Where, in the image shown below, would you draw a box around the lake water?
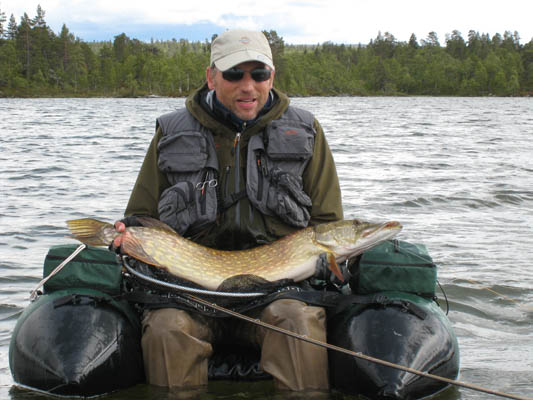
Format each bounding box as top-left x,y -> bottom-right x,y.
0,96 -> 532,400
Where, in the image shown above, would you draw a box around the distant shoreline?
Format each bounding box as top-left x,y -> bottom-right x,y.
1,91 -> 531,99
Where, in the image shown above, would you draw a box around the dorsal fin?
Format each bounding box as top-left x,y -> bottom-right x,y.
136,217 -> 177,233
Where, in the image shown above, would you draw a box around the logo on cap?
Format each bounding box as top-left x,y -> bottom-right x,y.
239,36 -> 251,45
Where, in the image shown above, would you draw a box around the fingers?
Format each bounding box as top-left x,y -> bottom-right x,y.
110,221 -> 126,252
114,221 -> 126,232
113,235 -> 123,249
114,221 -> 126,247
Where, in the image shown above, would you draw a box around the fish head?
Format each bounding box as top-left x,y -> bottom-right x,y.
314,219 -> 402,261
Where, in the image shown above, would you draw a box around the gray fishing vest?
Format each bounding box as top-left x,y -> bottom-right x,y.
156,106 -> 316,236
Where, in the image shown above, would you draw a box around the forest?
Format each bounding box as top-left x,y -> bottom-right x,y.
1,5 -> 532,97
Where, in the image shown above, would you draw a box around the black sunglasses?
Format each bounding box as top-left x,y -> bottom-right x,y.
222,68 -> 272,82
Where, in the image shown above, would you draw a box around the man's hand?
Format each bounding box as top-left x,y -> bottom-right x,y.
109,215 -> 146,252
112,220 -> 126,249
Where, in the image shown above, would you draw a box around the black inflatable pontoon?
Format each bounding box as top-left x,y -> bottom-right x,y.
9,243 -> 459,399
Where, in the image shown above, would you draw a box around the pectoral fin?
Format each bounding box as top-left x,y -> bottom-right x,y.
327,253 -> 345,282
121,231 -> 167,271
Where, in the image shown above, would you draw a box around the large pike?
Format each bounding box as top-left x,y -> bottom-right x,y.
66,217 -> 402,291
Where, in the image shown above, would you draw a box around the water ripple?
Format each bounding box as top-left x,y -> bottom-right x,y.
1,96 -> 532,399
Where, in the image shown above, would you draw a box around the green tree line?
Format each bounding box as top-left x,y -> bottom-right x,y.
1,5 -> 532,97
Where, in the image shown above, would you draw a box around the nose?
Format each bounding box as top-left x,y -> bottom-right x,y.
238,72 -> 255,90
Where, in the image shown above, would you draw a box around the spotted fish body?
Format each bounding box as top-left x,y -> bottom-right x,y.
66,218 -> 402,291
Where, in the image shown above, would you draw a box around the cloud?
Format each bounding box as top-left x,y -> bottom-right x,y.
2,0 -> 532,44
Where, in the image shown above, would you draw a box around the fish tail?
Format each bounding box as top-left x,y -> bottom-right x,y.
66,218 -> 115,247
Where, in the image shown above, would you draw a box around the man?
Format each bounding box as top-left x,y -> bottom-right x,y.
114,29 -> 343,391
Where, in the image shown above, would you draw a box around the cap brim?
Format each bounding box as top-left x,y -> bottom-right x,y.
214,49 -> 274,71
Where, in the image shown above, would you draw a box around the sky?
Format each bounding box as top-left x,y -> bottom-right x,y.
2,0 -> 533,45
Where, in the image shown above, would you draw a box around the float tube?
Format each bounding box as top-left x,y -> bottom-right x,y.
9,288 -> 144,396
328,292 -> 459,399
9,241 -> 460,399
9,244 -> 145,396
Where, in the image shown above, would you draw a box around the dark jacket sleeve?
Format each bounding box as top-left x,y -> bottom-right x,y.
303,119 -> 344,225
124,127 -> 169,218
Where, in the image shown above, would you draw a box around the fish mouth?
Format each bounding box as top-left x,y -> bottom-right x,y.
337,220 -> 402,262
362,221 -> 402,238
355,220 -> 402,252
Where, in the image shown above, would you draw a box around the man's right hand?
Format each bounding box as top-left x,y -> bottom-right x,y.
112,220 -> 127,249
110,216 -> 144,252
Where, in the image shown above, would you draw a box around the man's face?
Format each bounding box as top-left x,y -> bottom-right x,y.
206,61 -> 275,122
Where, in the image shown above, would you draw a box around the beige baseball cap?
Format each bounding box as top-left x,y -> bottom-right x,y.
210,29 -> 274,71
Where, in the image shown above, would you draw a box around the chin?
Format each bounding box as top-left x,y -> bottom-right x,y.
237,112 -> 258,121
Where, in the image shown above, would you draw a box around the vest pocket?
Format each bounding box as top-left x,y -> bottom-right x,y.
158,182 -> 195,235
157,128 -> 219,235
266,168 -> 312,228
265,120 -> 314,160
158,177 -> 217,236
247,131 -> 313,228
157,131 -> 208,173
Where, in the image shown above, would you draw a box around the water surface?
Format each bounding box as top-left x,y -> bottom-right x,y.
1,96 -> 532,399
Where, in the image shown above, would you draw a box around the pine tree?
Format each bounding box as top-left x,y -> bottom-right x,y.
0,6 -> 6,39
17,13 -> 33,80
445,30 -> 466,59
6,14 -> 16,40
32,4 -> 46,28
422,31 -> 440,47
408,33 -> 419,49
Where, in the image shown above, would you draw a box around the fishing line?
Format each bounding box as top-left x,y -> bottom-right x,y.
184,293 -> 532,400
399,244 -> 531,312
436,279 -> 450,314
457,277 -> 533,312
119,243 -> 530,398
29,244 -> 86,301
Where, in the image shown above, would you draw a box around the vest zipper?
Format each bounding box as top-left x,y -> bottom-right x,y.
256,153 -> 263,202
234,127 -> 243,229
223,166 -> 231,197
256,150 -> 269,202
